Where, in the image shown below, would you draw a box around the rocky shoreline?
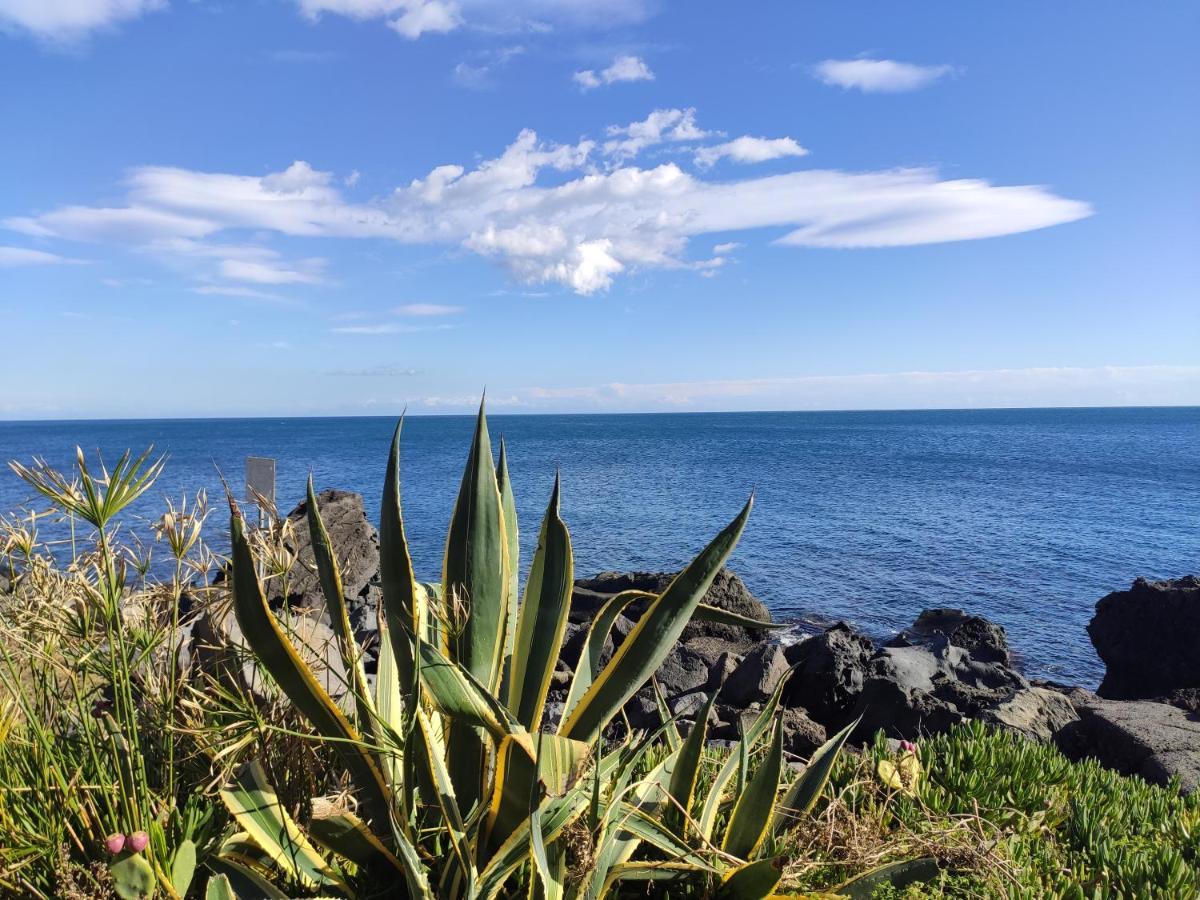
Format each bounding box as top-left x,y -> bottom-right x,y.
190,490 -> 1200,795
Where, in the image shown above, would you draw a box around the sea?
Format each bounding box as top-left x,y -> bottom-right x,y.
1,407 -> 1197,688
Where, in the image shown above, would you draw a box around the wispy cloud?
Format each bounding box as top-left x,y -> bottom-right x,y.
8,110 -> 1090,295
602,107 -> 708,160
496,366 -> 1200,412
573,54 -> 654,90
192,285 -> 287,301
218,257 -> 326,285
694,136 -> 808,168
394,302 -> 463,316
0,246 -> 82,267
325,365 -> 422,376
294,0 -> 461,38
453,45 -> 524,89
0,0 -> 164,42
291,0 -> 655,40
331,322 -> 453,335
815,58 -> 956,93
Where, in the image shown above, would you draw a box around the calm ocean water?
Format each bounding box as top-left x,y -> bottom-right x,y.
1,408 -> 1197,686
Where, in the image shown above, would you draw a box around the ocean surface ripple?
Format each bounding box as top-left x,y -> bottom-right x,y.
2,407 -> 1197,687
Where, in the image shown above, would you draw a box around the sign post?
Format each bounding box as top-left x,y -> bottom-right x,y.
245,456 -> 277,529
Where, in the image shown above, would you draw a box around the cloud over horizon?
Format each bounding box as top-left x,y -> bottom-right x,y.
509,365 -> 1200,413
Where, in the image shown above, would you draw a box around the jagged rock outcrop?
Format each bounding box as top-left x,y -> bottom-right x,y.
781,622 -> 874,728
275,490 -> 380,609
1089,576 -> 1200,702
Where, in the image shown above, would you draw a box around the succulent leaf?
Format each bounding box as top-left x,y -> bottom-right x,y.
559,496 -> 753,742
507,474 -> 573,732
721,722 -> 784,860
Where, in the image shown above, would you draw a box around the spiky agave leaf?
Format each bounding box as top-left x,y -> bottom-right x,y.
833,858 -> 941,897
507,474 -> 573,732
665,689 -> 719,839
559,589 -> 652,724
496,438 -> 520,703
721,722 -> 783,860
442,399 -> 510,811
773,717 -> 860,835
698,666 -> 794,842
227,502 -> 394,838
559,496 -> 753,743
379,417 -> 424,695
217,761 -> 345,892
482,731 -> 590,863
716,858 -> 782,899
304,475 -> 377,737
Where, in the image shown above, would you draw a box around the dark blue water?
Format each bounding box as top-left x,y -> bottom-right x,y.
2,408 -> 1197,687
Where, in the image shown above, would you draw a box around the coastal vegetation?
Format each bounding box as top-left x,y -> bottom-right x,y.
0,410 -> 1197,898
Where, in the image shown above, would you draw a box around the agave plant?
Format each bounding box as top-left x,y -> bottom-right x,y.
213,403 -> 870,899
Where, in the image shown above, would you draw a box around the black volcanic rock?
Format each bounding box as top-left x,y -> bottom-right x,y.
277,490 -> 380,609
571,568 -> 772,645
888,608 -> 1011,665
1090,576 -> 1200,700
782,622 -> 874,728
1056,689 -> 1200,796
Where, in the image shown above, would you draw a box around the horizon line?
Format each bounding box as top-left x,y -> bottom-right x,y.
2,402 -> 1198,426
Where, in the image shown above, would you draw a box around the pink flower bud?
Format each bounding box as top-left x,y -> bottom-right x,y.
899,740 -> 917,753
127,831 -> 149,853
104,833 -> 126,854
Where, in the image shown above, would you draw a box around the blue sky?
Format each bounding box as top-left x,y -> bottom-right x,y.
1,0 -> 1197,418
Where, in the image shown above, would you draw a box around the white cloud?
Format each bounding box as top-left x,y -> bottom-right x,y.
5,205 -> 216,242
453,44 -> 524,89
395,302 -> 463,315
332,322 -> 452,334
695,135 -> 808,168
389,0 -> 459,38
572,69 -> 600,90
815,58 -> 955,93
332,323 -> 408,335
192,285 -> 287,301
603,107 -> 709,160
0,245 -> 80,266
713,241 -> 741,254
0,0 -> 163,41
512,366 -> 1200,412
218,257 -> 326,284
295,0 -> 460,38
325,364 -> 421,376
294,0 -> 653,37
573,54 -> 654,90
9,112 -> 1091,295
